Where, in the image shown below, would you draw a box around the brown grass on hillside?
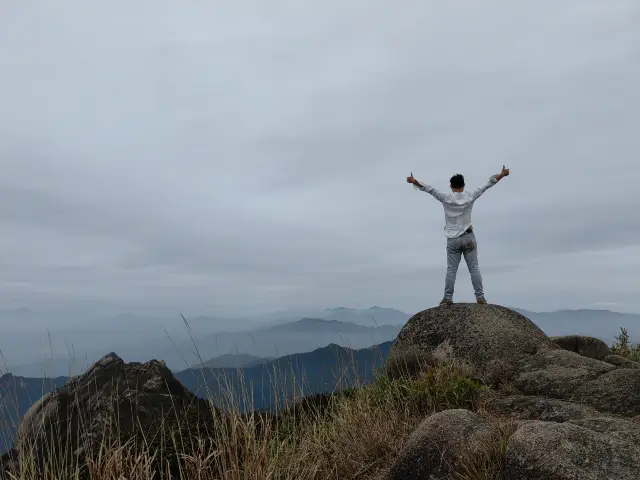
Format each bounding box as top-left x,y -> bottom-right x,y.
1,348 -> 490,480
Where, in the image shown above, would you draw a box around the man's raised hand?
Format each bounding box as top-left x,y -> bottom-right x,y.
497,165 -> 510,180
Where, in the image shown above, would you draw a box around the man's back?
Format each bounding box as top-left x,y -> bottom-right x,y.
413,175 -> 499,238
440,191 -> 481,238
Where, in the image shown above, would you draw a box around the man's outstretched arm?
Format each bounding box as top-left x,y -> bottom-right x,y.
469,165 -> 510,200
406,174 -> 448,203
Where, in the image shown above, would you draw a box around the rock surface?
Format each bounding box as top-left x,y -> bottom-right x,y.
389,304 -> 558,383
567,416 -> 640,445
505,421 -> 640,480
386,409 -> 499,480
10,352 -> 218,477
550,335 -> 611,360
604,354 -> 640,368
512,349 -> 616,398
512,350 -> 640,416
568,368 -> 640,416
484,394 -> 601,423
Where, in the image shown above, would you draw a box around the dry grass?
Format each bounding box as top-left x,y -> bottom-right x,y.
455,422 -> 517,480
0,347 -> 492,480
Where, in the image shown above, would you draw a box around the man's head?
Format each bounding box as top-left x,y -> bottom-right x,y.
450,174 -> 465,191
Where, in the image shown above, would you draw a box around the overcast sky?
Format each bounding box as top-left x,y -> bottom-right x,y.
1,0 -> 639,324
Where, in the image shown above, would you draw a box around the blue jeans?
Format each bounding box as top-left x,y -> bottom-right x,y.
444,231 -> 484,300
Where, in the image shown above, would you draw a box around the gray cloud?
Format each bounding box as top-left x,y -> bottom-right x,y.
1,0 -> 640,328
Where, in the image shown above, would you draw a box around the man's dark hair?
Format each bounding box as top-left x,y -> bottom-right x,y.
450,174 -> 465,189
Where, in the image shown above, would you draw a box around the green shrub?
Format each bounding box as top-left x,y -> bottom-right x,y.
611,327 -> 640,361
371,363 -> 487,416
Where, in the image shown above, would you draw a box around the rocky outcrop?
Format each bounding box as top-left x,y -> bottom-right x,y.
389,407 -> 640,480
8,352 -> 218,478
390,304 -> 640,479
388,304 -> 558,384
550,335 -> 611,360
513,349 -> 640,416
512,349 -> 615,398
386,409 -> 499,480
505,421 -> 640,479
391,304 -> 640,417
569,368 -> 640,416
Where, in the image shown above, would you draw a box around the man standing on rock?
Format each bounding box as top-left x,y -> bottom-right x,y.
406,166 -> 510,305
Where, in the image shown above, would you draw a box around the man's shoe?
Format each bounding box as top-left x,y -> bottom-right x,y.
440,299 -> 454,306
476,297 -> 488,304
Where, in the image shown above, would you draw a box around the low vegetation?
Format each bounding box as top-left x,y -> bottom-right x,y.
611,326 -> 640,362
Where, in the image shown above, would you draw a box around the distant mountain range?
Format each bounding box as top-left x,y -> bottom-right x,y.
246,306 -> 409,328
178,341 -> 392,413
3,307 -> 409,377
0,340 -> 391,454
265,317 -> 399,334
320,306 -> 410,326
193,353 -> 271,369
117,316 -> 401,374
5,317 -> 403,378
512,308 -> 640,344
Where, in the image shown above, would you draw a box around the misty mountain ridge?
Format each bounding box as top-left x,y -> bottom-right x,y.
120,316 -> 402,373
193,353 -> 270,369
263,317 -> 401,334
5,315 -> 403,377
512,308 -> 640,343
320,306 -> 409,326
252,306 -> 410,328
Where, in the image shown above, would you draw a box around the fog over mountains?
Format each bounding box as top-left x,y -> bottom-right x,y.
512,308 -> 640,344
0,307 -> 408,377
1,305 -> 638,378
